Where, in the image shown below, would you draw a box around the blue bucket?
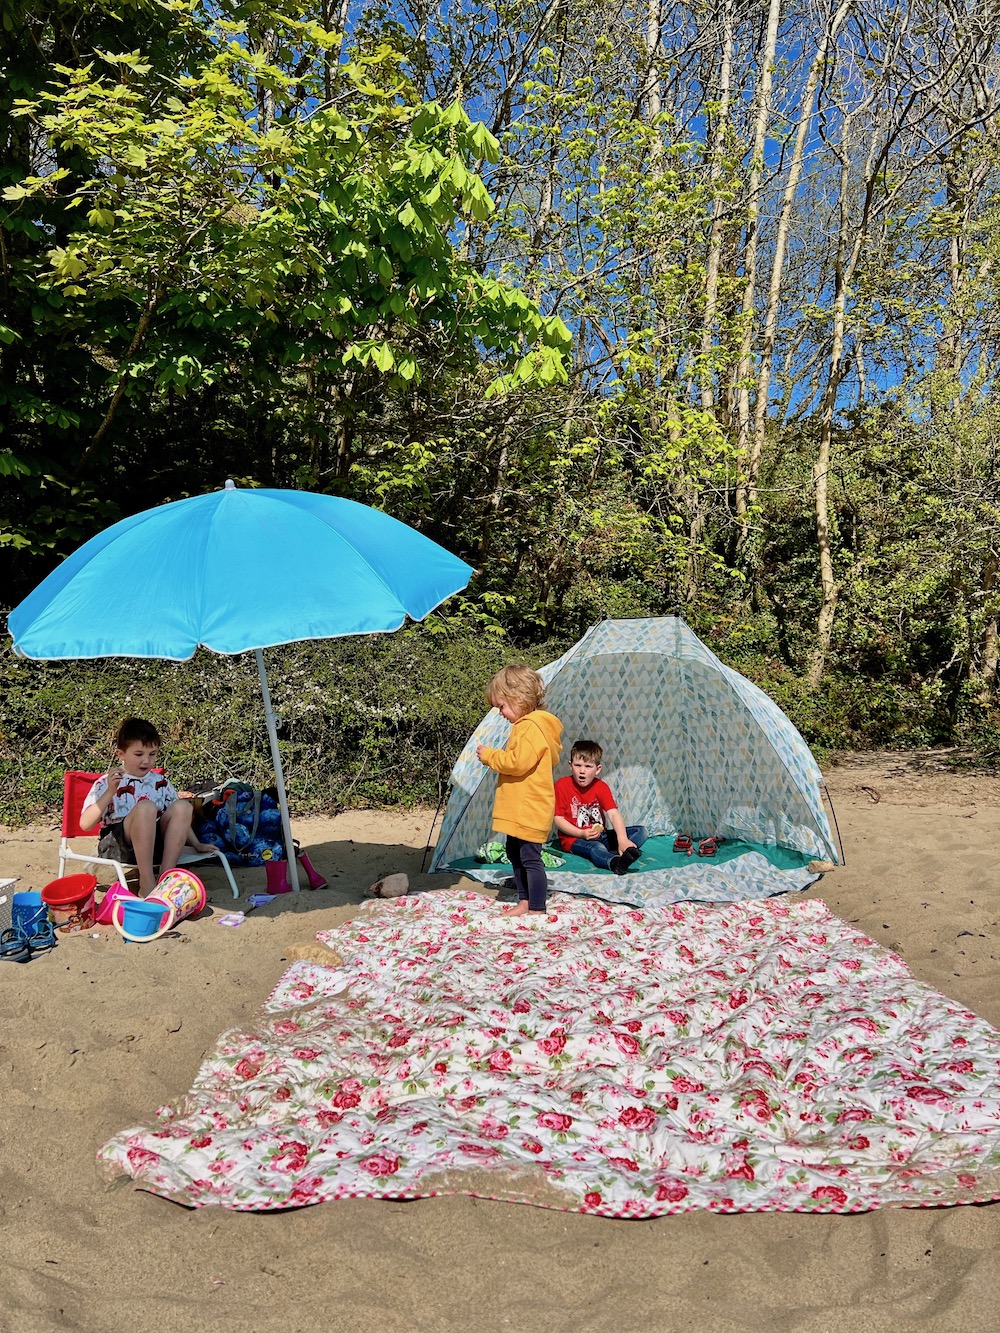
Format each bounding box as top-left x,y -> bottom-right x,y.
12,891 -> 48,937
117,897 -> 168,943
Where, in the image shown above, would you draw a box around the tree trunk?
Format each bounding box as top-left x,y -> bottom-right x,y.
972,554 -> 1000,700
480,424 -> 513,564
700,0 -> 734,412
743,0 -> 856,554
644,0 -> 662,126
806,92 -> 892,685
76,290 -> 163,471
733,0 -> 782,539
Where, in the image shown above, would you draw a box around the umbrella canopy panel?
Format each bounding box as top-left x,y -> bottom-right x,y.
9,484 -> 473,660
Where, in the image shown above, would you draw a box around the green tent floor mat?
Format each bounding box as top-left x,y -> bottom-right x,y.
451,834 -> 811,878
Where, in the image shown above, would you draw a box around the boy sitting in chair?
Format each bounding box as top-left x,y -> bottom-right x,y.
80,716 -> 215,895
553,739 -> 646,874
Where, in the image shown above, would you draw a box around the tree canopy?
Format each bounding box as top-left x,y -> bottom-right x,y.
4,0 -> 1000,819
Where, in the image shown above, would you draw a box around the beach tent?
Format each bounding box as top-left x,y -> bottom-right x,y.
430,616 -> 838,907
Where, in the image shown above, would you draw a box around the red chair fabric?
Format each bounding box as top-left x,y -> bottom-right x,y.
62,770 -> 102,839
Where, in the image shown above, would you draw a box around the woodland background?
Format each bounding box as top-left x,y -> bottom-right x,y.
2,0 -> 1000,821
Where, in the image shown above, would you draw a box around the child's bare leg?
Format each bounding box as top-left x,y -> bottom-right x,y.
124,801 -> 158,895
185,827 -> 217,854
159,801 -> 193,874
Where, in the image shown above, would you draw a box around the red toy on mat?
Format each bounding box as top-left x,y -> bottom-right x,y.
673,835 -> 693,856
697,837 -> 719,857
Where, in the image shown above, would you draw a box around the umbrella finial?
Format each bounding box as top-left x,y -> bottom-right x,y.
225,479 -> 236,490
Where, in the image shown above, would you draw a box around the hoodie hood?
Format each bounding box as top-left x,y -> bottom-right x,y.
524,708 -> 563,764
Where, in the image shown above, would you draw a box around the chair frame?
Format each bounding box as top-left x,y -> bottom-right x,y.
59,770 -> 240,899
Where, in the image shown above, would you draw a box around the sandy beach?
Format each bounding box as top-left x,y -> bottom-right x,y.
1,753 -> 998,1332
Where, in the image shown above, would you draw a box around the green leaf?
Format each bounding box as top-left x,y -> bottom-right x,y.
371,342 -> 395,372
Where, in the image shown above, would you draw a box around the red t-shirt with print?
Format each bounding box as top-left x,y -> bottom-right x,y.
553,775 -> 618,851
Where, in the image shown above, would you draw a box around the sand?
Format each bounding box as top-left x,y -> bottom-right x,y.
1,754 -> 998,1332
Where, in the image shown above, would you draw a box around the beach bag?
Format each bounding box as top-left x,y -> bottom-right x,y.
192,778 -> 288,865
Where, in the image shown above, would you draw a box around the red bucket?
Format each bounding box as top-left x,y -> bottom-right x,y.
41,873 -> 97,934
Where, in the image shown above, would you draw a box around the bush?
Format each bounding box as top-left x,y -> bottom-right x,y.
690,611 -> 966,760
3,607 -> 994,827
0,626 -> 546,824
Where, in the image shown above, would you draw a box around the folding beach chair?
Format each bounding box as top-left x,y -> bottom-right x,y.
58,770 -> 240,899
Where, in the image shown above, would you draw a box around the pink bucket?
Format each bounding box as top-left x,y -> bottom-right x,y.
94,881 -> 139,926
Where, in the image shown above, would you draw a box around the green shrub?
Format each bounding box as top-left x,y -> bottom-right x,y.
3,609 -> 994,827
0,626 -> 545,824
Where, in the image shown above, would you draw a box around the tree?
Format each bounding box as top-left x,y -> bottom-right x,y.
1,0 -> 570,591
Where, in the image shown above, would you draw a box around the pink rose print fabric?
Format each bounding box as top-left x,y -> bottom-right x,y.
98,891 -> 1000,1216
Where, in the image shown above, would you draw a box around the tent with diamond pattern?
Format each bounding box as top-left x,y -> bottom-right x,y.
430,617 -> 839,908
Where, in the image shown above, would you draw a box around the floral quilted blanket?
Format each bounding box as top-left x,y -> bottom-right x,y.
98,890 -> 1000,1216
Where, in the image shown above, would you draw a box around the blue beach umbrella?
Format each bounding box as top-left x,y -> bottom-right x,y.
8,480 -> 473,889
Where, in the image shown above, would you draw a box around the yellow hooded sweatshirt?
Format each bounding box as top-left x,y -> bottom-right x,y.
479,709 -> 563,844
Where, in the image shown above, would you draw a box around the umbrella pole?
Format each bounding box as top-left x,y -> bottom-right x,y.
255,648 -> 301,891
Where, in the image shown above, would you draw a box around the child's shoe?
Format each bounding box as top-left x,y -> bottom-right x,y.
0,927 -> 31,963
264,859 -> 294,894
611,846 -> 642,875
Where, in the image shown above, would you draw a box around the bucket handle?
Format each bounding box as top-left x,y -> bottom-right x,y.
111,897 -> 177,943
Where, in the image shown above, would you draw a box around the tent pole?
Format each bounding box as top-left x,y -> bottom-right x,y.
821,781 -> 847,867
255,648 -> 301,891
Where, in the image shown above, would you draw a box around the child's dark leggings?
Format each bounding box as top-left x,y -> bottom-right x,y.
506,836 -> 547,911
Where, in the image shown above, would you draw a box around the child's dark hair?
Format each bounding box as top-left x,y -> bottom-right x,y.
114,716 -> 161,751
571,738 -> 603,763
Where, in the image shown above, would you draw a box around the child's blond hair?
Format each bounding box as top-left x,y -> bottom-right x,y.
487,664 -> 546,715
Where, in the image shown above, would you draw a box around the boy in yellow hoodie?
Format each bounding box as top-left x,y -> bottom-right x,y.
477,665 -> 563,916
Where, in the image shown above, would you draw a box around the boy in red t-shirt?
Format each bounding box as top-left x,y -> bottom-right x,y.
553,739 -> 646,874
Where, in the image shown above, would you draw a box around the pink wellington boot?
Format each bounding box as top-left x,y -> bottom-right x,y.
297,851 -> 328,891
264,858 -> 294,894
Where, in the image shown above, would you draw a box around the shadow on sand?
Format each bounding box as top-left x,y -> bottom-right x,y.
180,833 -> 490,924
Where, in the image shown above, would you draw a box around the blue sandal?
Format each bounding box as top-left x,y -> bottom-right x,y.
0,927 -> 32,963
27,917 -> 57,953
